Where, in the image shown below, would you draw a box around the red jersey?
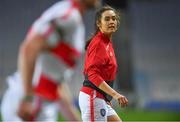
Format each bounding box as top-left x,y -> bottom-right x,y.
81,32 -> 117,100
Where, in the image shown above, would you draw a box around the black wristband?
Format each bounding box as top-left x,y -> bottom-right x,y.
22,95 -> 33,101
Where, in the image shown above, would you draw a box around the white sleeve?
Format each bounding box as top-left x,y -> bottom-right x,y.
31,18 -> 61,47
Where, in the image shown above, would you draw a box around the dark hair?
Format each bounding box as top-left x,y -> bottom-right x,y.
85,5 -> 120,50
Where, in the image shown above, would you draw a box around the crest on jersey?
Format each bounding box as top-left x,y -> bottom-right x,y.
100,108 -> 106,117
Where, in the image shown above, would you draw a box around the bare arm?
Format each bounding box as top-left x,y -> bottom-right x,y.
18,34 -> 49,96
99,81 -> 128,107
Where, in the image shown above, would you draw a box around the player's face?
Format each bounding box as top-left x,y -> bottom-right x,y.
84,0 -> 99,9
98,10 -> 118,35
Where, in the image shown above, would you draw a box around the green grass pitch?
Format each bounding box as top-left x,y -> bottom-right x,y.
1,108 -> 179,121
58,108 -> 180,121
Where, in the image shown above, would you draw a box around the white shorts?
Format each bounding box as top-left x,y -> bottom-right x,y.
79,91 -> 118,122
0,73 -> 59,121
1,73 -> 24,121
1,87 -> 23,121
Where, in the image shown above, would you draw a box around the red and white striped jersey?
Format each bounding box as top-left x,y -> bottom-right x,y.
27,0 -> 85,100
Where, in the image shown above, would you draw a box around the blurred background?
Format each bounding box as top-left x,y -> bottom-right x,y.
0,0 -> 180,121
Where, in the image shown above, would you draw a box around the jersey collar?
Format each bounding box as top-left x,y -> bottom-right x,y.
97,31 -> 111,43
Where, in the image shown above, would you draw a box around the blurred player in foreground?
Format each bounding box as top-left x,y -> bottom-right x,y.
1,0 -> 99,121
79,6 -> 128,122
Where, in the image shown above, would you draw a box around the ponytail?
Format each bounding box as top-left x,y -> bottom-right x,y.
85,30 -> 99,50
85,38 -> 91,50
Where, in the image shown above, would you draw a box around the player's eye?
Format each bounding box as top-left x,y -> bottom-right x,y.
112,16 -> 116,21
104,17 -> 110,21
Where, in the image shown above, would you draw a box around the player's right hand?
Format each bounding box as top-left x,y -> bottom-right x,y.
17,96 -> 34,121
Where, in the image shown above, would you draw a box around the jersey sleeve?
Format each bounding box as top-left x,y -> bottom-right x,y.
28,16 -> 61,48
86,41 -> 107,87
72,22 -> 85,53
29,1 -> 70,47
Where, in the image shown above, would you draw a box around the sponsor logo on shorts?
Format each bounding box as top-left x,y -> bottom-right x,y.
100,108 -> 106,117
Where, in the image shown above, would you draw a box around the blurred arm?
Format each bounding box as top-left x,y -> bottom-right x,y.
18,34 -> 50,96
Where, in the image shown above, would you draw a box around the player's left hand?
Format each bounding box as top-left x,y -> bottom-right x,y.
117,95 -> 128,107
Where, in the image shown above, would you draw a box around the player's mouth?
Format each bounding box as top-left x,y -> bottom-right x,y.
108,25 -> 115,29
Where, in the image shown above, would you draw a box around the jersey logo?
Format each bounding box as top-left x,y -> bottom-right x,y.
100,108 -> 106,117
110,52 -> 113,57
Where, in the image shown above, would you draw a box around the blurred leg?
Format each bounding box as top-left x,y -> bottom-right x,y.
107,103 -> 122,122
57,83 -> 81,121
108,114 -> 122,122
